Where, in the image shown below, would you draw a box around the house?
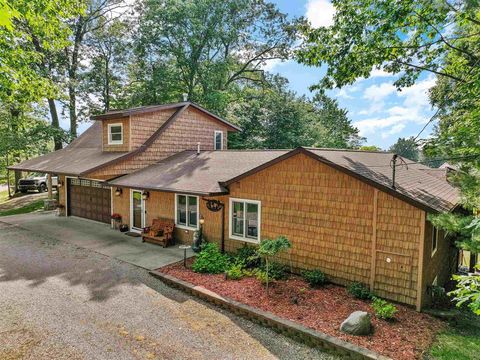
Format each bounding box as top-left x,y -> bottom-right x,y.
10,102 -> 460,310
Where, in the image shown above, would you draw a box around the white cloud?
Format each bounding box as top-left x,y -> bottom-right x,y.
262,59 -> 283,71
354,75 -> 436,139
305,0 -> 335,28
335,84 -> 359,99
363,82 -> 397,102
370,68 -> 392,78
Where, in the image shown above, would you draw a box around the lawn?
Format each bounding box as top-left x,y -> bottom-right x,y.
429,312 -> 480,360
0,199 -> 45,216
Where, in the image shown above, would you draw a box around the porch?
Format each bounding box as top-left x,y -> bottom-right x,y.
0,212 -> 193,270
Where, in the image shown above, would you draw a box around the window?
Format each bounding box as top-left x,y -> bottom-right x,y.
229,198 -> 261,243
175,194 -> 198,229
432,226 -> 439,256
108,123 -> 123,145
214,130 -> 223,150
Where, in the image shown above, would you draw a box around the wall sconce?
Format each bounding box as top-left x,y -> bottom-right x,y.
57,180 -> 64,188
199,216 -> 205,225
115,187 -> 122,196
142,191 -> 149,200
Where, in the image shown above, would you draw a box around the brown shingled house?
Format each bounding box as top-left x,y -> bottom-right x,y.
10,101 -> 459,310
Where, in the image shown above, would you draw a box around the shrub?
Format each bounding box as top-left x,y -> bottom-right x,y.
261,261 -> 289,280
235,245 -> 261,268
192,243 -> 229,274
302,269 -> 327,287
348,282 -> 373,300
255,269 -> 269,284
226,264 -> 243,280
372,297 -> 398,320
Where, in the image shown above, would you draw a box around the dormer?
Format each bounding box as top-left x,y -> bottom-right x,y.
88,102 -> 240,178
102,117 -> 130,152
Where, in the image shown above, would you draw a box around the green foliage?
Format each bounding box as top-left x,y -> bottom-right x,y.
228,78 -> 364,150
192,243 -> 229,274
388,137 -> 419,161
371,297 -> 398,320
260,261 -> 289,281
359,145 -> 382,151
448,274 -> 480,316
302,269 -> 327,288
348,282 -> 374,300
234,244 -> 260,269
297,0 -> 479,90
226,264 -> 243,280
255,269 -> 269,284
257,235 -> 292,257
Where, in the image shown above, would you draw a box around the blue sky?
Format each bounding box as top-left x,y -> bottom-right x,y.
268,0 -> 437,149
71,0 -> 437,150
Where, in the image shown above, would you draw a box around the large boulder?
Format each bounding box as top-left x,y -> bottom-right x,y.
340,311 -> 372,335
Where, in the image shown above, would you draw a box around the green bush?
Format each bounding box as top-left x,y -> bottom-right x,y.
192,243 -> 229,274
255,269 -> 269,284
347,282 -> 373,300
302,269 -> 327,287
235,245 -> 260,268
372,297 -> 398,320
261,261 -> 289,280
226,264 -> 243,280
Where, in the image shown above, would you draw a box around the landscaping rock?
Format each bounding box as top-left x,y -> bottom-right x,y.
340,311 -> 372,336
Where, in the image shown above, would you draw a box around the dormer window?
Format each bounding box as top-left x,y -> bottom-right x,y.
108,123 -> 123,145
214,130 -> 223,150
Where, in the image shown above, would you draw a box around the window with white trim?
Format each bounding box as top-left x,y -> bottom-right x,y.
175,194 -> 198,229
432,226 -> 439,256
229,198 -> 261,242
108,123 -> 123,145
214,130 -> 223,150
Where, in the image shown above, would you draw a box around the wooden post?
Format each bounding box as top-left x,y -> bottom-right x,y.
416,211 -> 427,311
370,189 -> 378,290
47,173 -> 53,199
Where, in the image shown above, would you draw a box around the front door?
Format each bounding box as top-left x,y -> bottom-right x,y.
131,190 -> 145,232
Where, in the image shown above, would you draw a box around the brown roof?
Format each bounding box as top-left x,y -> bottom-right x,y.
8,122 -> 128,176
91,101 -> 241,132
109,150 -> 290,195
109,147 -> 459,212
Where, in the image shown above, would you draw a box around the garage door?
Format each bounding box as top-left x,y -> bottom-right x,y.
67,178 -> 111,224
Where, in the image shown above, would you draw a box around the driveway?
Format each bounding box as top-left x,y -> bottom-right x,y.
0,219 -> 337,360
1,213 -> 193,270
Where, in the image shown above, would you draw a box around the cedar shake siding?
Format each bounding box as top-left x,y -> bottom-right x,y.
110,152 -> 446,307
102,118 -> 130,152
88,107 -> 230,179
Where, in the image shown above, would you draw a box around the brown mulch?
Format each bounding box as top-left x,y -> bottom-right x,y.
159,260 -> 445,360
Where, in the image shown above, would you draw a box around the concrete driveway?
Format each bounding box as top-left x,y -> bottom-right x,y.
0,212 -> 193,270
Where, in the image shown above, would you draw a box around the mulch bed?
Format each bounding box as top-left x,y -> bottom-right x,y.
159,259 -> 445,360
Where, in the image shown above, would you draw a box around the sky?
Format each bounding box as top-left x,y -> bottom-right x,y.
70,0 -> 437,150
267,0 -> 437,149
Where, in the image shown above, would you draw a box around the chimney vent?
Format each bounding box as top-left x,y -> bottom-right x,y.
183,93 -> 188,102
197,142 -> 201,155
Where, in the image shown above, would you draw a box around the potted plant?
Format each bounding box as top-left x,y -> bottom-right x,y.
111,213 -> 122,229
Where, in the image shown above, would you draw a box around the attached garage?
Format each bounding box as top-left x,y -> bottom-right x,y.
67,178 -> 111,224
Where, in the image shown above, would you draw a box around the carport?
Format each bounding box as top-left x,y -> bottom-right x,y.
1,212 -> 193,270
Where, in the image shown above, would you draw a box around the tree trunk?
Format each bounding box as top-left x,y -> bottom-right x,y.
68,79 -> 77,138
48,98 -> 63,150
105,57 -> 110,112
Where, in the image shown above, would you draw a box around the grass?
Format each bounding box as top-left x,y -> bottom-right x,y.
0,199 -> 45,217
429,311 -> 480,360
0,190 -> 9,204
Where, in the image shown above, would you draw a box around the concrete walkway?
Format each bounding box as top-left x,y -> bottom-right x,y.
0,212 -> 193,270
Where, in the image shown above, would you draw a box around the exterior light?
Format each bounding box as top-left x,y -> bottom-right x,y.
142,191 -> 149,200
115,187 -> 122,196
199,217 -> 205,225
58,180 -> 64,188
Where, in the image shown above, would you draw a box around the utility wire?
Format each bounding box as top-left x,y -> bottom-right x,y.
365,153 -> 480,168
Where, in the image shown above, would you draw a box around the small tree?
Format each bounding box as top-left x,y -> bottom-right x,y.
257,235 -> 291,294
